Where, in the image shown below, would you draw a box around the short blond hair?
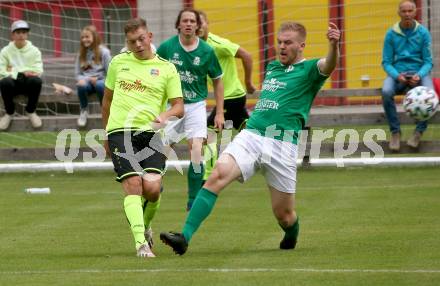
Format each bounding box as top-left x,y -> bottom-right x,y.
278,22 -> 306,41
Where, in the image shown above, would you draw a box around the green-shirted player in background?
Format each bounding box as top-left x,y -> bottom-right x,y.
157,8 -> 224,211
102,18 -> 183,258
160,21 -> 341,255
198,10 -> 256,182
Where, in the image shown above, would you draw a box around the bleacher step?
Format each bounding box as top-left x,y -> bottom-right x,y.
2,105 -> 439,131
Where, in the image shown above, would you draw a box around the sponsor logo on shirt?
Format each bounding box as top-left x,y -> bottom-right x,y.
193,56 -> 200,66
170,58 -> 183,66
261,78 -> 287,92
119,79 -> 147,93
179,70 -> 198,84
285,65 -> 294,72
170,53 -> 183,66
184,90 -> 198,99
254,98 -> 280,111
150,69 -> 160,76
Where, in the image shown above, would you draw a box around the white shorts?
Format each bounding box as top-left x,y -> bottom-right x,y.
223,129 -> 298,193
164,101 -> 207,144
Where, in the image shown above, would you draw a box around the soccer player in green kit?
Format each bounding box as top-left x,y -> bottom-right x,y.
160,21 -> 341,255
157,9 -> 224,210
102,18 -> 183,258
197,10 -> 256,182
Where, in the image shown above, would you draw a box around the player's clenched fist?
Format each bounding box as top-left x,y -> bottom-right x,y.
327,22 -> 340,44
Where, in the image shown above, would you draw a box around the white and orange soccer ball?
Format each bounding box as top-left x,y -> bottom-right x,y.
403,86 -> 439,121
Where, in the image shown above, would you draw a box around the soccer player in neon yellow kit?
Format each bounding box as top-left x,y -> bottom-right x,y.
102,18 -> 184,258
157,9 -> 225,210
160,21 -> 341,255
198,10 -> 256,181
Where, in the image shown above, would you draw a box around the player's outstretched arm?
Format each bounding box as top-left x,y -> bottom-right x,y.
153,97 -> 184,129
101,87 -> 113,156
212,77 -> 225,131
165,97 -> 184,119
318,22 -> 340,76
235,47 -> 256,94
101,87 -> 113,130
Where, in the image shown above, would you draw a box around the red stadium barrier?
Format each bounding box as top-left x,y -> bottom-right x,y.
433,78 -> 440,98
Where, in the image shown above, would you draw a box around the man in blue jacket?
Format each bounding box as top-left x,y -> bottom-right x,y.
382,0 -> 433,151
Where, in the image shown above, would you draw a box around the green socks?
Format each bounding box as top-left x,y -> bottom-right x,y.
182,188 -> 218,242
280,217 -> 300,241
187,162 -> 204,209
143,195 -> 161,230
203,141 -> 218,181
124,195 -> 146,249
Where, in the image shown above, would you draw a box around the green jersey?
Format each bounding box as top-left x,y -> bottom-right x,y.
206,33 -> 246,100
104,52 -> 182,133
246,59 -> 328,144
157,35 -> 223,104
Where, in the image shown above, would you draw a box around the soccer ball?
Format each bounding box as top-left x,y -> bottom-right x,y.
403,86 -> 439,121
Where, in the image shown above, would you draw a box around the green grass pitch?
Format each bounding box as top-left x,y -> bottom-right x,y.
0,166 -> 439,285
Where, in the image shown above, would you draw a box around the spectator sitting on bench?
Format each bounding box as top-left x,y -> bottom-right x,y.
75,25 -> 111,127
381,0 -> 433,151
0,20 -> 43,131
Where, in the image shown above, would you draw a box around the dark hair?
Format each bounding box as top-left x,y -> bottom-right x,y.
174,8 -> 201,34
124,18 -> 147,35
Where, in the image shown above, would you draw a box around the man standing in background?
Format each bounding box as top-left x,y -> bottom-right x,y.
157,8 -> 224,211
198,10 -> 256,182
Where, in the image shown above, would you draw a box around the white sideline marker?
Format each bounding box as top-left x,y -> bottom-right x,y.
1,157 -> 440,173
1,268 -> 440,275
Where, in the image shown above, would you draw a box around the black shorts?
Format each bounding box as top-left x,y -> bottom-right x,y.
107,130 -> 166,182
207,96 -> 249,130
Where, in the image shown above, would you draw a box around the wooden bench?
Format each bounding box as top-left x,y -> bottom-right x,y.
4,87 -> 390,119
2,87 -> 438,130
1,87 -> 439,162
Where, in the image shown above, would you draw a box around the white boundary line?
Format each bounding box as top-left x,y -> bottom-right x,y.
1,157 -> 440,173
1,268 -> 440,275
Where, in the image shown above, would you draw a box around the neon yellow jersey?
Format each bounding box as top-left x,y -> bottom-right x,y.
105,52 -> 182,133
206,33 -> 246,100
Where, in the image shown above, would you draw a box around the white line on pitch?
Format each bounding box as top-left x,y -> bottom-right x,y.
1,268 -> 440,275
